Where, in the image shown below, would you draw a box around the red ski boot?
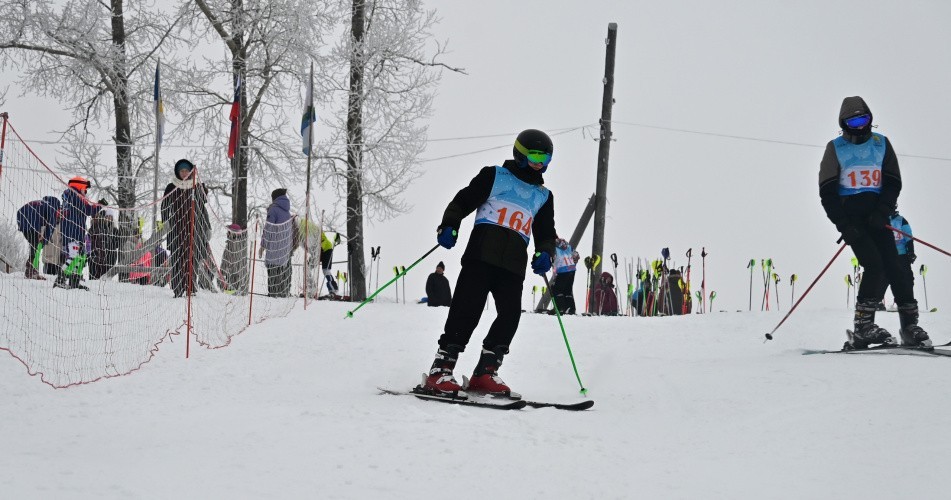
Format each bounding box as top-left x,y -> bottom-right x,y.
466,347 -> 512,396
421,348 -> 464,396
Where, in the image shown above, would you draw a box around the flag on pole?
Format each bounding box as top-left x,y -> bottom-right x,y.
301,67 -> 316,156
154,62 -> 165,151
227,75 -> 242,159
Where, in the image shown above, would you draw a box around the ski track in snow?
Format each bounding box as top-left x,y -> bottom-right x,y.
2,301 -> 950,499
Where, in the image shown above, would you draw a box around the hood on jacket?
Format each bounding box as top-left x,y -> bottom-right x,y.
839,96 -> 873,144
42,196 -> 61,211
272,195 -> 291,213
600,272 -> 614,286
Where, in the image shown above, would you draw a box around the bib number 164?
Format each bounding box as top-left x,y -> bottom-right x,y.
496,207 -> 532,237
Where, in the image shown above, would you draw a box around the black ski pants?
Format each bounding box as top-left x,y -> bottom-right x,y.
876,254 -> 915,302
439,261 -> 524,353
551,271 -> 576,314
266,261 -> 293,298
852,226 -> 916,305
21,229 -> 41,267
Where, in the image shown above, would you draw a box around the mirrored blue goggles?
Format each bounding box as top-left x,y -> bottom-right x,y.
514,140 -> 552,166
844,114 -> 871,129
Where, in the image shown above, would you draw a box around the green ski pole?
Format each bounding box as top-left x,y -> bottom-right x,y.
347,244 -> 439,318
541,273 -> 588,395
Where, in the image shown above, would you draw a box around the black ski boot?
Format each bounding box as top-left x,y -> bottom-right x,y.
845,298 -> 897,350
420,345 -> 464,396
898,303 -> 932,347
69,274 -> 89,291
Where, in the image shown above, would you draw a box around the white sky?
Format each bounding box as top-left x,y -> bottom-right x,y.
3,0 -> 951,318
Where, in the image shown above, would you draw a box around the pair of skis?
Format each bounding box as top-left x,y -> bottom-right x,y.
378,381 -> 594,411
803,331 -> 951,357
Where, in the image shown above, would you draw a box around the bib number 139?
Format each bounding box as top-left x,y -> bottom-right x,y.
496,207 -> 532,237
846,169 -> 881,188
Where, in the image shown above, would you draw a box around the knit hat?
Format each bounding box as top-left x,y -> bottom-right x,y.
174,159 -> 195,179
436,261 -> 445,270
271,188 -> 288,201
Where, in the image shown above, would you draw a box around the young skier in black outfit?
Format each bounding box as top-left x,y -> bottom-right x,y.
422,129 -> 558,396
818,96 -> 930,349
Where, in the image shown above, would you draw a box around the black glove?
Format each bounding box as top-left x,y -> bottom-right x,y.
836,223 -> 863,246
908,253 -> 917,264
866,206 -> 891,229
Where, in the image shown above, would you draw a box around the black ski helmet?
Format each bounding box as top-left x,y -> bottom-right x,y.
513,129 -> 553,172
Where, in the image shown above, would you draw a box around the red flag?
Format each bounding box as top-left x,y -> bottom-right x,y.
227,76 -> 242,159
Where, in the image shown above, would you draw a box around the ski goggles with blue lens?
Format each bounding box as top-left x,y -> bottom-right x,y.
514,140 -> 552,166
844,114 -> 871,129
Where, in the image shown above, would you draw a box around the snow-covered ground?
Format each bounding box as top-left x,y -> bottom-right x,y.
3,300 -> 950,499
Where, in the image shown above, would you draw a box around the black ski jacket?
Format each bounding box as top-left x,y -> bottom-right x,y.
441,160 -> 556,278
818,96 -> 901,230
425,272 -> 452,307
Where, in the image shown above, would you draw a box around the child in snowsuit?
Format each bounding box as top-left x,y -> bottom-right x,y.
876,211 -> 916,308
550,238 -> 580,314
819,96 -> 930,349
55,177 -> 101,290
422,129 -> 558,396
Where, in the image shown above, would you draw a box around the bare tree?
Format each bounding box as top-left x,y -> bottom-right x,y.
182,0 -> 336,228
0,0 -> 181,210
323,0 -> 463,300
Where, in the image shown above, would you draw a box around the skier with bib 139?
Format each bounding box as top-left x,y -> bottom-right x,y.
420,129 -> 558,397
819,96 -> 931,350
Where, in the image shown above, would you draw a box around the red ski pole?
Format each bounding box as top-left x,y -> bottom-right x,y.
765,242 -> 847,341
887,225 -> 951,259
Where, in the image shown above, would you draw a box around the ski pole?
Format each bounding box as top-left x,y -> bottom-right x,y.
347,244 -> 439,318
773,273 -> 781,311
765,242 -> 847,341
400,265 -> 406,304
583,256 -> 593,314
541,273 -> 588,395
760,259 -> 767,311
790,273 -> 798,307
393,266 -> 399,302
887,225 -> 951,259
747,258 -> 755,311
709,290 -> 716,312
845,275 -> 853,309
920,264 -> 929,311
701,247 -> 707,313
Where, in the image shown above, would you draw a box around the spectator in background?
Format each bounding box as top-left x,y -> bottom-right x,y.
88,200 -> 119,280
425,261 -> 452,307
259,188 -> 297,298
160,159 -> 211,298
16,196 -> 60,280
550,237 -> 580,314
590,272 -> 619,316
55,176 -> 101,290
320,231 -> 341,297
129,235 -> 152,285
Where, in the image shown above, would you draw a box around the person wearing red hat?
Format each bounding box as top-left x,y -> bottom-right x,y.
54,176 -> 101,290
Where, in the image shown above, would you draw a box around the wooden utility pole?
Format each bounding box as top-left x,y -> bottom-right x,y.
591,23 -> 617,279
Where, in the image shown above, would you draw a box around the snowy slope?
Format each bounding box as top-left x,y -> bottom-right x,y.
2,300 -> 950,499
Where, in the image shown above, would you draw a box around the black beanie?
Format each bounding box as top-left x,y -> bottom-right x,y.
271,188 -> 287,201
437,261 -> 445,270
